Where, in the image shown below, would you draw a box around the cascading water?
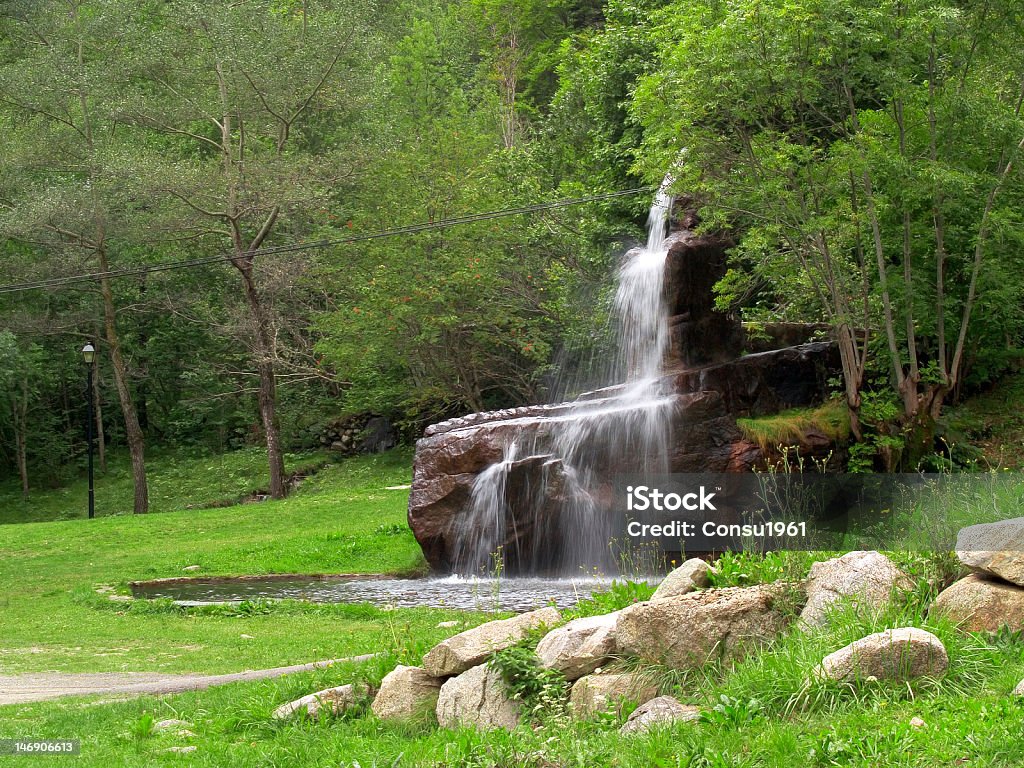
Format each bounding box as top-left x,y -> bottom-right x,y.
451,178 -> 679,575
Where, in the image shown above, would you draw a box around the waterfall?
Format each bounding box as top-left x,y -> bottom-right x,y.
452,178 -> 677,575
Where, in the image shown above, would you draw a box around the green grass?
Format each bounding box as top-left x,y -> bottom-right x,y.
0,447 -> 440,675
736,400 -> 851,454
2,557 -> 1022,767
2,446 -> 1024,765
946,367 -> 1024,469
0,446 -> 341,524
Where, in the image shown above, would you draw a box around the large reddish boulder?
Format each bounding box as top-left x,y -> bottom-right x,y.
662,230 -> 743,368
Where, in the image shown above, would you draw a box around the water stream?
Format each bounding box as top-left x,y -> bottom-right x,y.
131,575 -> 658,613
452,179 -> 678,575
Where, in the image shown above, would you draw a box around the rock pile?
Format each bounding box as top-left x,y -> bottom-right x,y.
620,696 -> 701,735
274,536 -> 1024,735
800,550 -> 912,627
616,583 -> 797,670
814,628 -> 949,682
272,683 -> 372,720
931,518 -> 1024,632
309,414 -> 397,455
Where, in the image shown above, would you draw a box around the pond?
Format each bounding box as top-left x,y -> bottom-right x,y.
130,574 -> 659,613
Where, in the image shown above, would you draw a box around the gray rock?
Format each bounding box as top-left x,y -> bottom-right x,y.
620,696 -> 701,735
536,611 -> 619,680
182,565 -> 201,572
161,746 -> 197,754
153,718 -> 191,733
371,665 -> 443,721
436,664 -> 520,730
652,558 -> 711,601
617,585 -> 795,670
929,573 -> 1024,632
569,672 -> 659,719
422,606 -> 561,677
273,682 -> 370,720
800,551 -> 912,627
956,518 -> 1024,587
815,627 -> 948,682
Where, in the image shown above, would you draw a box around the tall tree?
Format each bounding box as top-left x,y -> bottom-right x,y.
118,0 -> 375,497
0,0 -> 150,510
631,0 -> 1024,464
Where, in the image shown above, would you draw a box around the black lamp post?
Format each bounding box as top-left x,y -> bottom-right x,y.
82,343 -> 96,519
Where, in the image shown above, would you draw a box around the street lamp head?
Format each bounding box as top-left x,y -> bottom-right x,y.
82,343 -> 96,365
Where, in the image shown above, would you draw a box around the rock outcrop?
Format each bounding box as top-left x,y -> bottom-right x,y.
663,230 -> 743,368
371,666 -> 444,722
815,627 -> 948,682
800,551 -> 912,627
403,198 -> 849,575
422,607 -> 561,677
929,573 -> 1024,632
436,664 -> 520,730
956,518 -> 1024,587
651,558 -> 712,601
569,672 -> 659,719
616,585 -> 796,670
620,696 -> 701,735
536,612 -> 619,680
274,683 -> 371,720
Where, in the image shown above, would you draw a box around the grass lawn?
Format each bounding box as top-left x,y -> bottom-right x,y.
1,446 -> 1023,766
0,448 -> 444,675
0,446 -> 341,524
1,568 -> 1022,767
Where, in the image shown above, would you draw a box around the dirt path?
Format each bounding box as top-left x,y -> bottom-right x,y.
0,654 -> 377,706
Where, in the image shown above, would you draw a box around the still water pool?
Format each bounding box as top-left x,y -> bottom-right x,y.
131,574 -> 659,612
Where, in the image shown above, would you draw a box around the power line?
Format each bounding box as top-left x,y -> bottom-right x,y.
0,187 -> 654,295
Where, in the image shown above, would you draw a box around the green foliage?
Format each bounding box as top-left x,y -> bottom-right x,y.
700,694 -> 764,727
707,550 -> 821,589
628,0 -> 1024,455
566,578 -> 656,619
736,401 -> 851,453
490,642 -> 570,724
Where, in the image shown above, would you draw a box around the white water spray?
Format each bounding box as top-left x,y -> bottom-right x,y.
452,177 -> 678,575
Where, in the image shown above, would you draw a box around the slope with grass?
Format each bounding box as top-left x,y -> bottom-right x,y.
0,448 -> 446,676
2,552 -> 1023,767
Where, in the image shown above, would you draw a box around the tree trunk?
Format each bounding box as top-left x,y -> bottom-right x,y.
92,354 -> 106,473
897,385 -> 948,469
235,259 -> 287,499
97,250 -> 149,513
136,271 -> 150,435
13,383 -> 28,498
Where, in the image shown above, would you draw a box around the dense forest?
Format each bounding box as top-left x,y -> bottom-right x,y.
1,0 -> 1022,506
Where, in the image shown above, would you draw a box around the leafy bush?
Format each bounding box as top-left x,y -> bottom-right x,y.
490,643 -> 570,725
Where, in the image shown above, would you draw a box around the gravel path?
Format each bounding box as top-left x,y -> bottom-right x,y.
0,654 -> 377,705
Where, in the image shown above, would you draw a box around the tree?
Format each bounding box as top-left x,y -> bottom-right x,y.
631,0 -> 1024,465
0,0 -> 150,510
117,0 -> 375,498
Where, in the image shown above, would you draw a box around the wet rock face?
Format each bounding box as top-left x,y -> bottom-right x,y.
407,341 -> 841,573
408,391 -> 745,573
668,342 -> 841,418
663,231 -> 743,368
407,220 -> 843,574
